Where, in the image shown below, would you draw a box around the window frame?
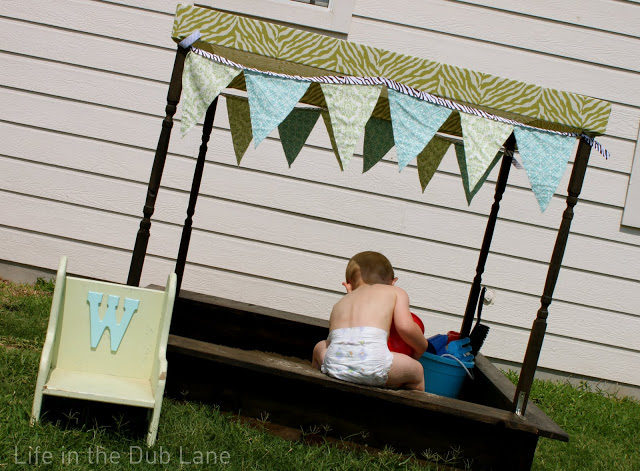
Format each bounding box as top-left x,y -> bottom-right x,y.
196,0 -> 355,35
622,122 -> 640,228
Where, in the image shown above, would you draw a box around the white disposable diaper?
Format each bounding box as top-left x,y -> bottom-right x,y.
321,326 -> 394,386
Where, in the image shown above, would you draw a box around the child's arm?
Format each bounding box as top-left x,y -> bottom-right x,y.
393,288 -> 428,359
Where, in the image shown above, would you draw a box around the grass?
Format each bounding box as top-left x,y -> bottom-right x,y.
0,279 -> 638,470
509,372 -> 640,471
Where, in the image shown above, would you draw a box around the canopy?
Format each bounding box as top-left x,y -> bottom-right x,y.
171,4 -> 611,136
171,5 -> 611,211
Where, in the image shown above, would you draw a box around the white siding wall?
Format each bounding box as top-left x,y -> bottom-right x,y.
1,0 -> 639,388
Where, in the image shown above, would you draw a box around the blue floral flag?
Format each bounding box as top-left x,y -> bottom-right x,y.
244,70 -> 311,147
514,126 -> 576,211
278,108 -> 321,167
387,89 -> 452,171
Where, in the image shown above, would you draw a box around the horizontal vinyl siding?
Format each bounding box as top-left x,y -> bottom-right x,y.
2,222 -> 638,386
0,0 -> 639,387
355,0 -> 639,72
452,0 -> 640,39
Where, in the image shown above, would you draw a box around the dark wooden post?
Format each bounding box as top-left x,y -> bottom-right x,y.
513,137 -> 592,415
174,98 -> 219,294
128,47 -> 188,286
460,134 -> 516,338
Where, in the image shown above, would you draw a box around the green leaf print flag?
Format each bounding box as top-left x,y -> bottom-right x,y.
363,117 -> 395,173
460,113 -> 513,191
278,108 -> 321,167
417,137 -> 451,192
320,83 -> 382,169
456,143 -> 503,204
181,52 -> 241,135
226,96 -> 253,165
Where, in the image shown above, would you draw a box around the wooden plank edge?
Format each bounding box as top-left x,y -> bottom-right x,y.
167,334 -> 545,437
476,354 -> 569,441
151,285 -> 329,328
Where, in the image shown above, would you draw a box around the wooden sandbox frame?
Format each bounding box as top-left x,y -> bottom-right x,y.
123,5 -> 612,469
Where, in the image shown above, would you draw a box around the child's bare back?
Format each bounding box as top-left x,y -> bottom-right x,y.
329,284 -> 396,332
312,252 -> 428,391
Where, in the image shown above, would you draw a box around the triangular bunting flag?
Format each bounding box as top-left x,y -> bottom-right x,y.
181,52 -> 241,135
417,137 -> 451,191
321,111 -> 344,169
456,144 -> 502,204
387,89 -> 452,171
278,108 -> 321,167
226,96 -> 252,165
460,113 -> 513,190
363,117 -> 395,173
514,127 -> 576,212
320,83 -> 382,169
244,70 -> 311,148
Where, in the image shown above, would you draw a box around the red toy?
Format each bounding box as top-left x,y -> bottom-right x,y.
387,312 -> 425,356
447,330 -> 460,343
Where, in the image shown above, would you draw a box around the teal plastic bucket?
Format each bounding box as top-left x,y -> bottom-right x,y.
419,352 -> 474,398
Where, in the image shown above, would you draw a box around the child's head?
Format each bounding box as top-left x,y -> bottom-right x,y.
345,251 -> 395,289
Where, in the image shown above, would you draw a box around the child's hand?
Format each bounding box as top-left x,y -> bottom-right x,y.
341,281 -> 353,293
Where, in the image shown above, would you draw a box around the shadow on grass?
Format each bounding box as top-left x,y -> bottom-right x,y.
38,396 -> 149,442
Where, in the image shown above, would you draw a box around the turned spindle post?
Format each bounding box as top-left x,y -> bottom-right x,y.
174,97 -> 219,294
128,47 -> 187,286
460,134 -> 516,338
514,137 -> 592,415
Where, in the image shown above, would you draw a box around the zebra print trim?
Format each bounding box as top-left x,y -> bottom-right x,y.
190,47 -> 610,160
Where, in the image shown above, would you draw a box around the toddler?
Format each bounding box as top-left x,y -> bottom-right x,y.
312,251 -> 427,391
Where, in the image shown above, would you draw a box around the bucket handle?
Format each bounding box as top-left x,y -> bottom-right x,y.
440,354 -> 474,380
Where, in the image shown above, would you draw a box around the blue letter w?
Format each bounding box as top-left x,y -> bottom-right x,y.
87,292 -> 140,352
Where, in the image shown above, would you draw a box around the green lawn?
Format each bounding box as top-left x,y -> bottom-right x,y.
0,279 -> 638,470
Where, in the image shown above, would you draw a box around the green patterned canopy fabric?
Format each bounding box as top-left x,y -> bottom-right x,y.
172,4 -> 610,136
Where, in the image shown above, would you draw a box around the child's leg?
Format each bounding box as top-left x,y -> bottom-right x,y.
311,340 -> 328,370
386,352 -> 425,391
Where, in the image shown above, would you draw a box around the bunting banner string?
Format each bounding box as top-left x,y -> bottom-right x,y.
183,47 -> 609,211
188,46 -> 610,160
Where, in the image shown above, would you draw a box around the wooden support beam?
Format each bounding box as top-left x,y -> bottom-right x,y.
514,137 -> 592,415
175,97 -> 219,294
128,47 -> 187,286
460,134 -> 516,338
